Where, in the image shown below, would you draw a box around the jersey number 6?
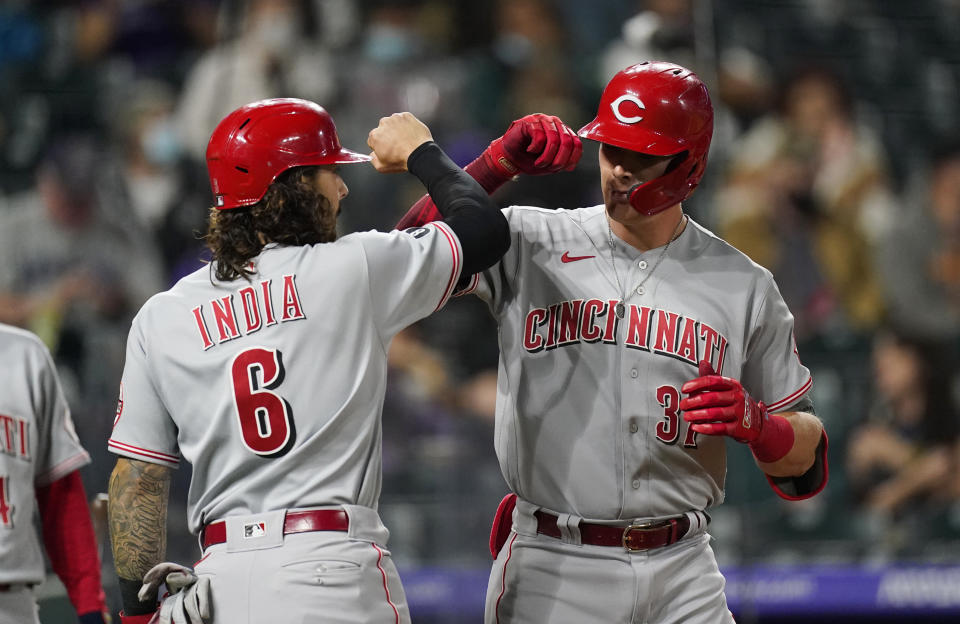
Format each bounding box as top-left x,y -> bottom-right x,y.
231,347 -> 297,458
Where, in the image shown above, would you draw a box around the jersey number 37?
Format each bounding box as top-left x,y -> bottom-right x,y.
656,385 -> 698,447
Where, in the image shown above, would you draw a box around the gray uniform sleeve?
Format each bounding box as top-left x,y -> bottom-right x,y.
741,275 -> 812,412
33,338 -> 89,486
108,314 -> 180,467
359,222 -> 464,338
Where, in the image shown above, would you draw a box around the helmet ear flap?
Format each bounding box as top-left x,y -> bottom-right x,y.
664,151 -> 689,174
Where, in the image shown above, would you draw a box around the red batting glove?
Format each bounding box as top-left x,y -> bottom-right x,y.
680,360 -> 795,462
679,360 -> 766,444
483,114 -> 582,179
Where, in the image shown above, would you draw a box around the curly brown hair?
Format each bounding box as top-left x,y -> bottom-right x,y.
205,166 -> 337,282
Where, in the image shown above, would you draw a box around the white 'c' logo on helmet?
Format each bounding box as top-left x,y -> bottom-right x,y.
611,95 -> 645,124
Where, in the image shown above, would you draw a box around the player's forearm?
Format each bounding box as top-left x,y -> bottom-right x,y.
406,141 -> 510,275
108,458 -> 172,614
869,447 -> 952,511
396,150 -> 508,230
755,410 -> 824,477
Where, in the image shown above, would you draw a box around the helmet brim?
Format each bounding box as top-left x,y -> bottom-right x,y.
577,119 -> 684,157
329,148 -> 372,164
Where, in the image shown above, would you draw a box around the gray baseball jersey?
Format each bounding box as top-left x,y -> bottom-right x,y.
108,224 -> 462,533
461,205 -> 810,521
0,323 -> 90,584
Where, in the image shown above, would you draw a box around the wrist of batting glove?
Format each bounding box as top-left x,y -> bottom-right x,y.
481,137 -> 520,184
747,411 -> 795,463
680,360 -> 794,463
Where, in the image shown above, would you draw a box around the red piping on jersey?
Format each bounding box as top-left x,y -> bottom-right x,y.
766,376 -> 812,412
495,533 -> 518,624
107,439 -> 179,465
428,222 -> 461,311
35,451 -> 90,487
455,272 -> 481,297
192,552 -> 211,568
372,543 -> 400,623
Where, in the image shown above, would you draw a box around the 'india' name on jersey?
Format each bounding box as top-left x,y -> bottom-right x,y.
523,299 -> 729,372
191,274 -> 306,350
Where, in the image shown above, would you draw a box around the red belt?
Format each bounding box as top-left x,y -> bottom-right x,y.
201,509 -> 349,550
535,511 -> 690,551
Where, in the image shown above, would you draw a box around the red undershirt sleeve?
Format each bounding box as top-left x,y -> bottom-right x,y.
36,470 -> 108,617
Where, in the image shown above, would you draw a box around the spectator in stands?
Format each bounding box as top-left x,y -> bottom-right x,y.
0,136 -> 165,493
466,0 -> 584,137
0,137 -> 163,338
600,0 -> 697,82
878,139 -> 960,342
332,0 -> 473,232
103,79 -> 208,284
175,0 -> 339,162
846,329 -> 959,523
714,66 -> 892,340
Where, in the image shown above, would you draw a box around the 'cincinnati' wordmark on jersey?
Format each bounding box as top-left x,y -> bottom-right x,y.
192,274 -> 306,350
0,413 -> 30,461
523,299 -> 728,372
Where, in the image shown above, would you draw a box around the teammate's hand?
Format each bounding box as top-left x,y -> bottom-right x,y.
484,114 -> 582,179
367,112 -> 434,173
139,562 -> 211,624
679,360 -> 766,444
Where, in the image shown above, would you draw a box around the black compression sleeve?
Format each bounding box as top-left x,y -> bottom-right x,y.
407,141 -> 509,276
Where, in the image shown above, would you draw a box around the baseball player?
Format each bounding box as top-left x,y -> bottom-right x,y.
397,61 -> 829,623
0,322 -> 110,624
105,99 -> 509,624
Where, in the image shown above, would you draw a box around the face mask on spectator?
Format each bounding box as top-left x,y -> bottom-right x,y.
250,11 -> 298,55
363,23 -> 418,63
141,118 -> 182,167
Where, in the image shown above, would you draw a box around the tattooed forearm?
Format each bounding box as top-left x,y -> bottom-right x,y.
108,458 -> 172,581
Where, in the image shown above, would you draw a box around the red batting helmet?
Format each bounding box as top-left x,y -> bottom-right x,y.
578,61 -> 713,216
206,98 -> 371,210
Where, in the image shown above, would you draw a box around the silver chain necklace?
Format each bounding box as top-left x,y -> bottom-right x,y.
606,214 -> 686,319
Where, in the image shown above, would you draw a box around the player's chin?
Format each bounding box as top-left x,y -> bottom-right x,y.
604,194 -> 633,220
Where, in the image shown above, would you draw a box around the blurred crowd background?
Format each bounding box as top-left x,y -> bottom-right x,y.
4,0 -> 960,620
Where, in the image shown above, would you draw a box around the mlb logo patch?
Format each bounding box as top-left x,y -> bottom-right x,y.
244,522 -> 266,538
